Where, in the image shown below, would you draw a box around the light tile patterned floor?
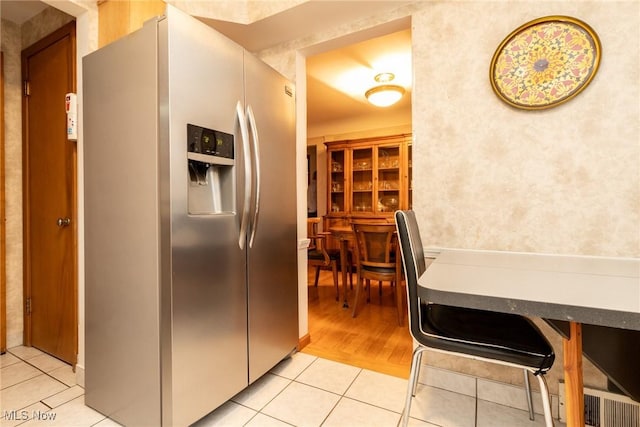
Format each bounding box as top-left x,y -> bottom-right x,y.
1,347 -> 558,426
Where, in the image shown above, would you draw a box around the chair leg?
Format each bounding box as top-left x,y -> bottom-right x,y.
331,261 -> 339,302
401,346 -> 427,427
313,266 -> 321,287
535,373 -> 555,427
349,263 -> 353,289
524,370 -> 535,421
348,251 -> 354,290
395,281 -> 404,326
411,350 -> 423,396
352,275 -> 363,318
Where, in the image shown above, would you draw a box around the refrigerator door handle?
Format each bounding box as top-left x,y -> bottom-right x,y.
247,105 -> 261,249
237,101 -> 251,249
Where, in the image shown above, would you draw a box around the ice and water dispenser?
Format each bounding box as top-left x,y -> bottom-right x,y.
187,124 -> 234,214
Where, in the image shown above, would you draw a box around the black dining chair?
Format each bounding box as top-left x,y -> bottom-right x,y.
394,210 -> 555,427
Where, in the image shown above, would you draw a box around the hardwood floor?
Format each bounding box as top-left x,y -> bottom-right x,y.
301,269 -> 413,379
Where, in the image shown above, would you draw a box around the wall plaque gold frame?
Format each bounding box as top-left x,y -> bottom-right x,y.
490,16 -> 601,110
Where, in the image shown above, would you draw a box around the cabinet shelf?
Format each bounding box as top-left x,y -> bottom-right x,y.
324,134 -> 412,234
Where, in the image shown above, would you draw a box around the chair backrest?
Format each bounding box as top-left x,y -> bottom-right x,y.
307,218 -> 321,250
394,210 -> 427,339
351,221 -> 397,270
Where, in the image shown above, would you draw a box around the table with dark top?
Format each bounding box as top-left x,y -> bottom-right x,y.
417,248 -> 640,427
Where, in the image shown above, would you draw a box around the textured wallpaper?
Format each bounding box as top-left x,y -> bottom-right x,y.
1,18 -> 24,348
412,1 -> 639,258
410,0 -> 639,393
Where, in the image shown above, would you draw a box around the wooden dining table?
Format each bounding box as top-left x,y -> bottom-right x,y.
417,248 -> 640,427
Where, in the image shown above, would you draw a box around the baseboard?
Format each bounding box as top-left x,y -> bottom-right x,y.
75,364 -> 85,388
297,333 -> 311,351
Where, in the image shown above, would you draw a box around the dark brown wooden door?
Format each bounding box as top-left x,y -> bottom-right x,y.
22,22 -> 77,365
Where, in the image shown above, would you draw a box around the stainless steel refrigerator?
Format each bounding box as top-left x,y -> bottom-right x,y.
83,6 -> 298,426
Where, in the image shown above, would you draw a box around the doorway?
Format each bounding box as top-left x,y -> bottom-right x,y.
22,21 -> 78,365
302,22 -> 413,378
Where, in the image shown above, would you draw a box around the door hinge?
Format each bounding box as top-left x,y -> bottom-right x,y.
26,297 -> 32,315
24,80 -> 31,97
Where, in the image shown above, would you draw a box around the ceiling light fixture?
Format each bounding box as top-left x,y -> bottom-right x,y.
365,73 -> 405,107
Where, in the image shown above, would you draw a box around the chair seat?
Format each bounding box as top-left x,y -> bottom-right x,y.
326,248 -> 341,259
308,249 -> 339,260
361,265 -> 397,275
308,249 -> 326,261
417,303 -> 555,372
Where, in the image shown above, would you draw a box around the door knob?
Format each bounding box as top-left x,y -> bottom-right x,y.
57,217 -> 71,227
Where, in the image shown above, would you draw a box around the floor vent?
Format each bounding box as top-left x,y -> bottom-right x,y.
559,384 -> 640,427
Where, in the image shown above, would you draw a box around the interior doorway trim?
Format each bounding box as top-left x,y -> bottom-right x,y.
1,52 -> 7,353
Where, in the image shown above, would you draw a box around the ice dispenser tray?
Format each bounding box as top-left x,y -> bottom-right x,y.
187,124 -> 234,215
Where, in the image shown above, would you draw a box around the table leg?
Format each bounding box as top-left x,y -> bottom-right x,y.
339,239 -> 349,308
563,321 -> 584,427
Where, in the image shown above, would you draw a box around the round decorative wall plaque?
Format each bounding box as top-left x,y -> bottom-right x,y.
490,16 -> 601,110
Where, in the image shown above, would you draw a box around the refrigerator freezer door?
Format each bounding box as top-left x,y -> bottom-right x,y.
162,7 -> 248,426
244,53 -> 299,383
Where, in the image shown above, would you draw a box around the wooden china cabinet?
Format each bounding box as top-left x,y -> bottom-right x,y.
323,134 -> 412,246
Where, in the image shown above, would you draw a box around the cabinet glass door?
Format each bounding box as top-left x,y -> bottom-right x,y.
376,145 -> 400,213
329,150 -> 345,213
352,147 -> 373,213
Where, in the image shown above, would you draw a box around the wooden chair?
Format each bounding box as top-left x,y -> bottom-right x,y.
307,218 -> 339,300
350,221 -> 404,325
394,210 -> 555,426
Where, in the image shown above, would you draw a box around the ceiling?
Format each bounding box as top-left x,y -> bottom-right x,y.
305,28 -> 412,128
198,1 -> 413,129
1,1 -> 412,129
1,1 -> 49,25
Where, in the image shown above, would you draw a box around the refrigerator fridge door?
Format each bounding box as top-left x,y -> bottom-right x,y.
244,53 -> 299,383
162,7 -> 248,426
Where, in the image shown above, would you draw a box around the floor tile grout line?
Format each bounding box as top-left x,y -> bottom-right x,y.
235,362 -> 375,427
318,394 -> 344,427
0,371 -> 59,395
0,375 -> 70,418
1,351 -> 75,415
474,377 -> 479,427
336,394 -> 404,416
0,366 -> 42,391
246,411 -> 296,427
21,357 -> 75,388
0,355 -> 23,368
7,348 -> 46,362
